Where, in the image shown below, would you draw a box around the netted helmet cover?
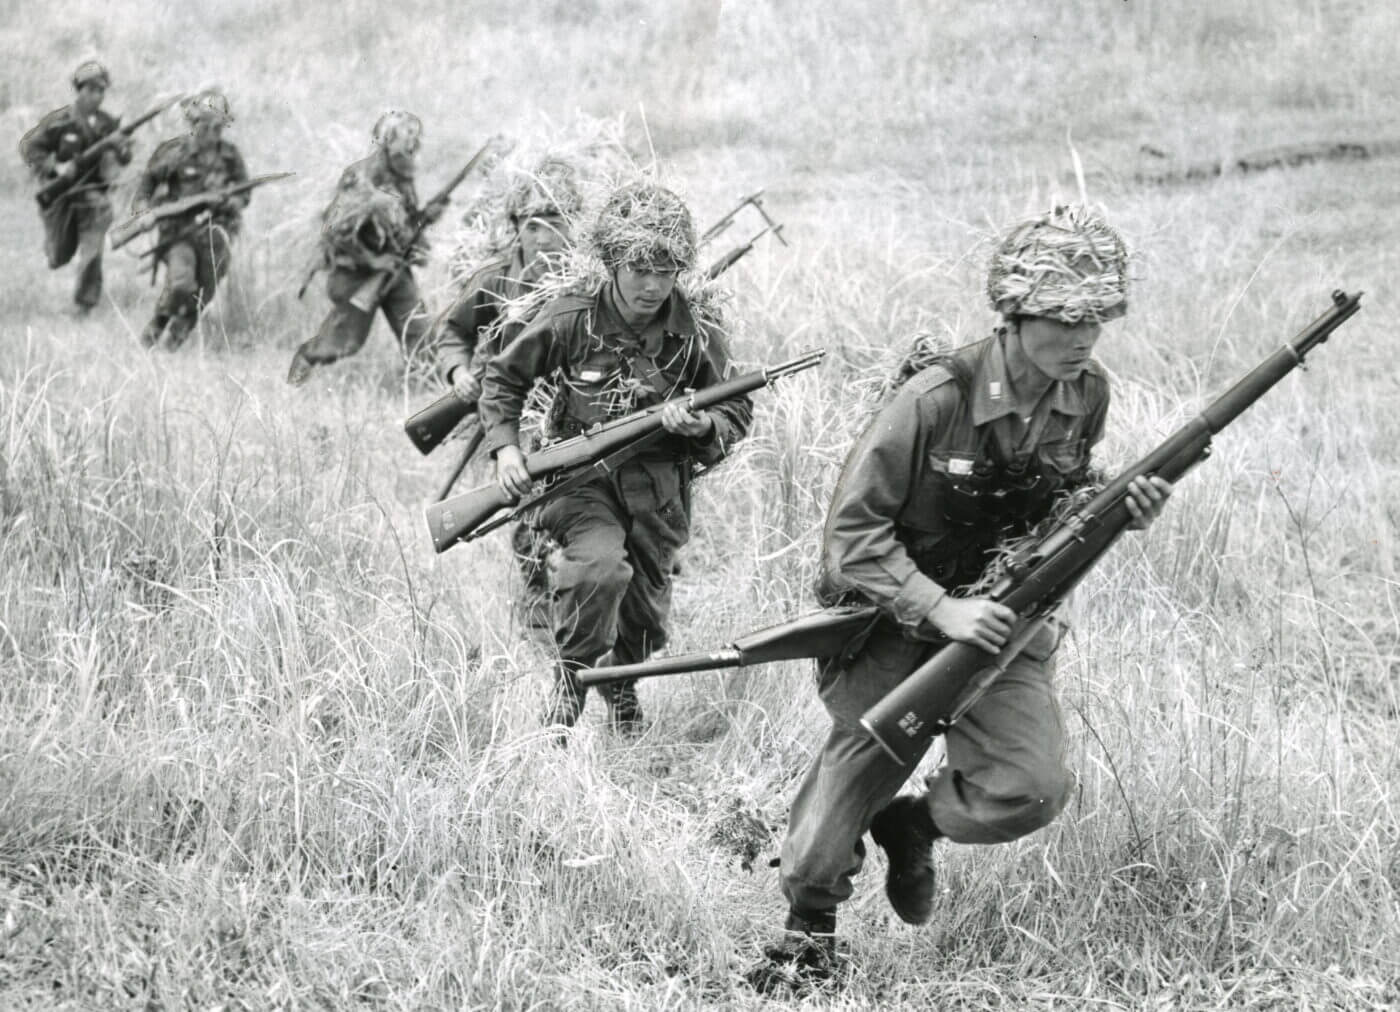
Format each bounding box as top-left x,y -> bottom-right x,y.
505,157 -> 582,222
588,180 -> 696,272
987,205 -> 1129,324
372,111 -> 422,155
73,61 -> 110,89
183,89 -> 233,126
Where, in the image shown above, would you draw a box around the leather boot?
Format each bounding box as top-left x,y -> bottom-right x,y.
869,794 -> 942,925
604,679 -> 645,738
140,314 -> 168,348
541,660 -> 586,734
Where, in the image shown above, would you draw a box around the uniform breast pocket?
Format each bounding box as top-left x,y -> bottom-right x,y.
1038,438 -> 1089,477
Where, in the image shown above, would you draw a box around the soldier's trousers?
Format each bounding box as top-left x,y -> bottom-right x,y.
153,230 -> 233,346
779,620 -> 1073,918
42,198 -> 111,309
294,267 -> 432,366
536,467 -> 689,697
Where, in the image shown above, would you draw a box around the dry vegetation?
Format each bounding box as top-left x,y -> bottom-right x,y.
1,1 -> 1398,1008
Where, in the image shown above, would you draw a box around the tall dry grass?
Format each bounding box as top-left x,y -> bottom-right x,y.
1,1 -> 1398,1008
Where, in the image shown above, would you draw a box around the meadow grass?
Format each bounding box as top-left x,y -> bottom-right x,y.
1,1 -> 1398,1008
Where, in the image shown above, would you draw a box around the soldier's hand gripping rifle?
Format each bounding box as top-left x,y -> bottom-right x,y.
35,94 -> 183,211
346,135 -> 511,314
108,172 -> 295,250
424,349 -> 826,553
580,291 -> 1363,762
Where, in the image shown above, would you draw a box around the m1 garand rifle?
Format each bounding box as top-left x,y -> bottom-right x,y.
34,94 -> 183,211
424,349 -> 825,552
402,194 -> 789,500
579,290 -> 1364,764
346,135 -> 510,314
108,172 -> 295,250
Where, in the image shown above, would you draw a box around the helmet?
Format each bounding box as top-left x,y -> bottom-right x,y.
987,205 -> 1129,324
504,157 -> 582,222
588,179 -> 696,273
183,89 -> 233,126
371,110 -> 422,155
72,61 -> 110,90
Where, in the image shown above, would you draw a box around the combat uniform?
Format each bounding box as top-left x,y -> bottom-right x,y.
479,283 -> 753,721
20,103 -> 130,310
437,245 -> 545,383
291,154 -> 433,373
135,134 -> 249,346
780,330 -> 1107,920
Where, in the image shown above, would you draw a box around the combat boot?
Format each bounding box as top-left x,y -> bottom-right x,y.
541,661 -> 586,736
744,908 -> 840,994
604,679 -> 645,738
140,314 -> 168,348
869,795 -> 942,925
165,308 -> 196,349
286,350 -> 314,387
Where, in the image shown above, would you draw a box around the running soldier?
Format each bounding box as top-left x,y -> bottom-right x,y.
436,157 -> 582,621
478,180 -> 753,734
19,61 -> 132,314
750,206 -> 1172,991
133,89 -> 249,349
287,111 -> 442,385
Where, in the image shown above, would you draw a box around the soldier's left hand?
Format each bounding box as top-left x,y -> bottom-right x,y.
1124,475 -> 1172,530
660,402 -> 714,439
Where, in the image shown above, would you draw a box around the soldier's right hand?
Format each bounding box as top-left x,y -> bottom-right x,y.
928,596 -> 1016,655
494,445 -> 533,499
449,367 -> 481,404
57,160 -> 77,179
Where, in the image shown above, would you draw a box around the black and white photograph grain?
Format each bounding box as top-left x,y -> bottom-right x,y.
1,1 -> 1396,1008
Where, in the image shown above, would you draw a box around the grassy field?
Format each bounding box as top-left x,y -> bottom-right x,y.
2,1 -> 1399,1008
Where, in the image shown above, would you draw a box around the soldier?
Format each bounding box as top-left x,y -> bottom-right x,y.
478,180 -> 753,734
750,206 -> 1172,991
436,158 -> 582,621
287,111 -> 443,385
19,61 -> 132,314
133,89 -> 249,349
436,157 -> 581,403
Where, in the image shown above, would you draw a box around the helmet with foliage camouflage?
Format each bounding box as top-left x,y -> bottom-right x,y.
72,61 -> 110,90
505,157 -> 582,223
987,205 -> 1129,324
588,179 -> 696,273
183,89 -> 233,126
372,110 -> 422,155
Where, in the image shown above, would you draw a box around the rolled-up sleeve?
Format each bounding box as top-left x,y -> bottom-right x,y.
821,385 -> 949,636
686,321 -> 753,466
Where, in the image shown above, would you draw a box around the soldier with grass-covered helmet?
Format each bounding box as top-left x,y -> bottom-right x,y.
749,206 -> 1172,993
132,88 -> 249,349
19,60 -> 133,313
436,156 -> 582,404
478,178 -> 753,737
287,110 -> 443,385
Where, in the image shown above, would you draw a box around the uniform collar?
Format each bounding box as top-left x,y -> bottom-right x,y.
596,283 -> 696,355
969,329 -> 1093,426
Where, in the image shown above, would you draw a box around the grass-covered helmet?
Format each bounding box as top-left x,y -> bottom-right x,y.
987,205 -> 1129,324
588,179 -> 696,273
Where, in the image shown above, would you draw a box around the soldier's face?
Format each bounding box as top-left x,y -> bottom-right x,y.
1015,315 -> 1104,381
518,215 -> 570,263
75,82 -> 105,115
384,136 -> 420,177
193,119 -> 224,148
614,264 -> 678,319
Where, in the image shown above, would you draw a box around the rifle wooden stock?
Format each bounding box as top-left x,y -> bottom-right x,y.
405,390 -> 476,455
860,290 -> 1363,766
424,349 -> 826,552
578,606 -> 881,687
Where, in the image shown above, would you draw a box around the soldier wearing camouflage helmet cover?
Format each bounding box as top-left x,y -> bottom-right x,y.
435,156 -> 582,404
287,111 -> 441,385
132,88 -> 249,349
478,179 -> 753,736
19,61 -> 132,314
748,206 -> 1172,993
